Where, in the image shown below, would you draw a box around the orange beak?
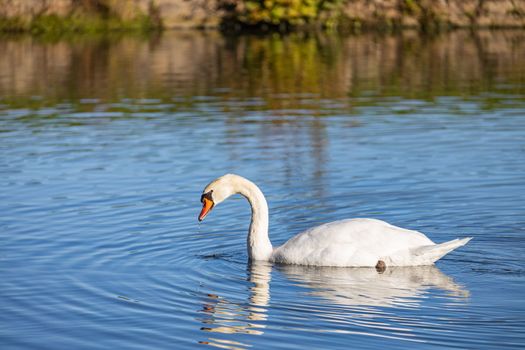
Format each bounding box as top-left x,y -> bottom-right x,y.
199,198 -> 214,221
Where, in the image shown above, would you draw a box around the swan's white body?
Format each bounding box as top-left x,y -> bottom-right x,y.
199,174 -> 471,267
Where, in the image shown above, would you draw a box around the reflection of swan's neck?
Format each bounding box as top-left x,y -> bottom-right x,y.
249,262 -> 272,307
248,262 -> 272,322
237,178 -> 273,261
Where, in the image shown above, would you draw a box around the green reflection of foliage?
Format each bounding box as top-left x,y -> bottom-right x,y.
236,34 -> 342,100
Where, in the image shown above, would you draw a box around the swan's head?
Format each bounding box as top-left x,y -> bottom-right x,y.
198,174 -> 239,221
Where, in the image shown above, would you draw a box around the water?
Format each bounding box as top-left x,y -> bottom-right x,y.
1,30 -> 524,349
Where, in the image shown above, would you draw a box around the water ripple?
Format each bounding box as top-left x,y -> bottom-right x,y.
2,33 -> 525,350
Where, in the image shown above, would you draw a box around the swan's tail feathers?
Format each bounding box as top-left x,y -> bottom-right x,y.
411,237 -> 472,265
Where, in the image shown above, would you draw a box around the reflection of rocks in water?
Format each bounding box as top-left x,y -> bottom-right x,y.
0,31 -> 523,101
277,264 -> 469,308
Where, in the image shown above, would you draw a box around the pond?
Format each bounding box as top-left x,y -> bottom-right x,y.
1,30 -> 524,349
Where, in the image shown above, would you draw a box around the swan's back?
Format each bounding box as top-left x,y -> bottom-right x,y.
271,218 -> 436,267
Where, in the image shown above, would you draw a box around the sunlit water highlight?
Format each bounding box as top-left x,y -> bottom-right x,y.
1,31 -> 524,349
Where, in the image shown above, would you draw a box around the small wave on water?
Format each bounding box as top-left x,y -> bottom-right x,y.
1,31 -> 525,350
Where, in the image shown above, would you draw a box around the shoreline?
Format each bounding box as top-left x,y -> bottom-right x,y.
0,0 -> 524,34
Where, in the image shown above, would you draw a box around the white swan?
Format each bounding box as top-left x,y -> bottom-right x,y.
198,174 -> 471,267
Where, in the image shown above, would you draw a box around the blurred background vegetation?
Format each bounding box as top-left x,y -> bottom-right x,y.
220,0 -> 343,30
0,0 -> 161,34
0,0 -> 524,33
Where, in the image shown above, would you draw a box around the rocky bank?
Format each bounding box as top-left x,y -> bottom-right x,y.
0,0 -> 524,30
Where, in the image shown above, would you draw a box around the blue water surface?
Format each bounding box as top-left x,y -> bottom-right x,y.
1,31 -> 525,349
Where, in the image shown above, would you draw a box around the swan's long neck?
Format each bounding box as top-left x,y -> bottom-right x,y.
236,178 -> 273,261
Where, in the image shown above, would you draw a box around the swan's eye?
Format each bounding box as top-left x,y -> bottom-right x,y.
201,191 -> 214,203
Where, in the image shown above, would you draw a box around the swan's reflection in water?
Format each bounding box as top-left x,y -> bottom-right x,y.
198,263 -> 272,349
198,263 -> 468,349
279,264 -> 468,308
